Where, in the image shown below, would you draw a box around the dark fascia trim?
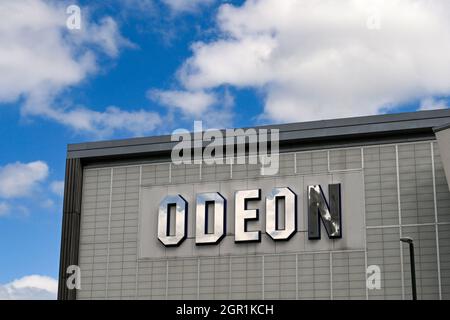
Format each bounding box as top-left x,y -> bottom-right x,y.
67,109 -> 450,161
81,130 -> 434,169
433,122 -> 450,133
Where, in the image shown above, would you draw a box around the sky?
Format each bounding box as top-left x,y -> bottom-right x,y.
0,0 -> 449,299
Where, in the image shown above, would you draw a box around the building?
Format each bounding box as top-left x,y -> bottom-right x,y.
58,109 -> 450,300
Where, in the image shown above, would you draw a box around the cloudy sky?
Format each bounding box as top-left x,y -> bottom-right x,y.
0,0 -> 449,299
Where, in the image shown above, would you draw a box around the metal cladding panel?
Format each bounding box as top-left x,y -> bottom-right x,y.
71,140 -> 450,299
401,225 -> 439,300
435,127 -> 450,192
433,144 -> 450,223
438,224 -> 450,299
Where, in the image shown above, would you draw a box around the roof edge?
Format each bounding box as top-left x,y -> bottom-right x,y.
433,122 -> 450,133
67,109 -> 449,151
67,109 -> 450,160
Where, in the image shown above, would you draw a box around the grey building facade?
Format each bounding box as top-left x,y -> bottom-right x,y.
58,109 -> 450,300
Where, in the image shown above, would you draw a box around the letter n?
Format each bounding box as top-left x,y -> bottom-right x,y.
307,184 -> 342,239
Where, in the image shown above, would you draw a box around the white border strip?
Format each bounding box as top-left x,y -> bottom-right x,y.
431,142 -> 443,300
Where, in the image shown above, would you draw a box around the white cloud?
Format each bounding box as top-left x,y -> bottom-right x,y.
0,1 -> 86,103
149,89 -> 217,115
0,0 -> 160,137
41,199 -> 55,209
176,0 -> 450,123
72,16 -> 135,58
0,0 -> 126,103
162,0 -> 216,13
50,180 -> 65,197
120,0 -> 214,15
58,107 -> 160,137
0,275 -> 57,300
120,0 -> 157,16
0,161 -> 49,199
0,202 -> 9,216
419,98 -> 449,111
199,88 -> 235,129
24,98 -> 162,137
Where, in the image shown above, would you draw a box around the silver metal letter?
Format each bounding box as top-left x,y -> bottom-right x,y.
266,187 -> 297,240
158,195 -> 188,246
307,184 -> 342,239
235,189 -> 261,242
195,192 -> 226,245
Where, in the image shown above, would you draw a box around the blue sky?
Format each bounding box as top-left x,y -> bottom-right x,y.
0,0 -> 449,299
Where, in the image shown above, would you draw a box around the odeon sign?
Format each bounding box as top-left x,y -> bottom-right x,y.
157,184 -> 342,246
